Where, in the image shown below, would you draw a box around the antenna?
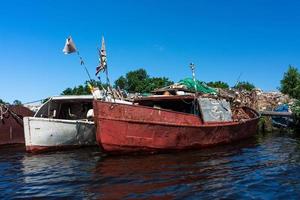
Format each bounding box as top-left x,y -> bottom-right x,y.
189,63 -> 198,115
234,72 -> 243,87
189,63 -> 197,92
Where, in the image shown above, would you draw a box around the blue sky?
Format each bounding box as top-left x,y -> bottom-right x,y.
1,0 -> 300,103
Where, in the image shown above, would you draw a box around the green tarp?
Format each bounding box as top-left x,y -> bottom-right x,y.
179,78 -> 217,94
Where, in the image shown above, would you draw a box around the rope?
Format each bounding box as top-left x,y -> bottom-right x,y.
0,104 -> 9,120
0,104 -> 24,125
77,51 -> 93,83
22,99 -> 45,105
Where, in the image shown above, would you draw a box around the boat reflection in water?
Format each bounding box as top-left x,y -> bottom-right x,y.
90,138 -> 259,199
18,147 -> 102,198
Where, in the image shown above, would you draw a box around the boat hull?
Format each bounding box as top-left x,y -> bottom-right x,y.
24,117 -> 96,153
93,100 -> 260,154
0,105 -> 34,145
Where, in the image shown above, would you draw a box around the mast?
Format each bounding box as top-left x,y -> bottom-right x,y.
190,63 -> 198,114
189,63 -> 197,92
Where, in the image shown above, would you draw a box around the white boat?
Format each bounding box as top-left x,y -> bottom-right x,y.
24,95 -> 96,152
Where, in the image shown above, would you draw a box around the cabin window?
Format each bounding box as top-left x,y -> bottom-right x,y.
57,102 -> 93,120
137,99 -> 199,115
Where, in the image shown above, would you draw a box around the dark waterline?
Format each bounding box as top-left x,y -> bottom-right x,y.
1,132 -> 300,199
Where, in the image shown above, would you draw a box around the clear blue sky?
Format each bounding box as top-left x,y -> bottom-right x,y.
1,0 -> 300,103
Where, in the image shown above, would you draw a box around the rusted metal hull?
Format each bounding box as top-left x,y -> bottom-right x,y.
0,105 -> 34,145
93,100 -> 260,154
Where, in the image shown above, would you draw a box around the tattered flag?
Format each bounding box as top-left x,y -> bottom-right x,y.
95,36 -> 107,75
63,36 -> 77,54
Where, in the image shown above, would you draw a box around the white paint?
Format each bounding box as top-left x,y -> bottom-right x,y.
24,117 -> 96,149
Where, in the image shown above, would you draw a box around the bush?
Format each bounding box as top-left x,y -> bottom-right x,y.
234,81 -> 255,91
280,65 -> 300,99
114,68 -> 173,93
207,81 -> 229,89
291,100 -> 300,129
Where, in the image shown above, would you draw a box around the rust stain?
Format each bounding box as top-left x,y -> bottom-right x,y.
0,105 -> 34,145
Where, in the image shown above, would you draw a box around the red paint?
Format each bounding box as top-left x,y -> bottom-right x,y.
0,105 -> 34,145
26,144 -> 96,153
93,100 -> 260,154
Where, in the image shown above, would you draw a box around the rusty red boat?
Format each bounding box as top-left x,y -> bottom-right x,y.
93,95 -> 260,154
0,104 -> 34,145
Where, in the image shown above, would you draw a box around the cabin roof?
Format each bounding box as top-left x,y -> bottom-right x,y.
134,95 -> 195,102
50,95 -> 94,101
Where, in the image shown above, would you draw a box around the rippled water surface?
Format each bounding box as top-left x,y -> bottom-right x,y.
1,132 -> 300,199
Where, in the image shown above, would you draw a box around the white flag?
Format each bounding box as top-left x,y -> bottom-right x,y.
63,36 -> 77,54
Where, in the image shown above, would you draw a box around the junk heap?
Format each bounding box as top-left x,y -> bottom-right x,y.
146,78 -> 295,123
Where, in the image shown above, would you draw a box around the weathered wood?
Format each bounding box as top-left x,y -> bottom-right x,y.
260,111 -> 293,117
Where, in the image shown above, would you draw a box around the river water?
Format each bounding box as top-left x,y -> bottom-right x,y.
1,131 -> 300,199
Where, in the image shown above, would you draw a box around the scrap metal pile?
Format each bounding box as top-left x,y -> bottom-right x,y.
165,75 -> 293,113
217,88 -> 293,112
141,79 -> 293,121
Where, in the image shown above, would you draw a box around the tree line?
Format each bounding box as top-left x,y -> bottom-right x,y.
61,68 -> 256,95
0,99 -> 22,105
84,65 -> 296,97
1,65 -> 298,106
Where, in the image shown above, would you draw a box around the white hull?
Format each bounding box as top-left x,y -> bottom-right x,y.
24,117 -> 96,152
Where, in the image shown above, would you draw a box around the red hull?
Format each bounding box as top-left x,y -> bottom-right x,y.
93,101 -> 260,154
0,105 -> 34,145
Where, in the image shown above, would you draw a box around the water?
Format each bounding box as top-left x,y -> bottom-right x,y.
1,132 -> 300,199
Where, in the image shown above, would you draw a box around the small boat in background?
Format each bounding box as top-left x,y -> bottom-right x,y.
24,95 -> 96,152
272,104 -> 294,128
93,94 -> 260,154
0,104 -> 34,145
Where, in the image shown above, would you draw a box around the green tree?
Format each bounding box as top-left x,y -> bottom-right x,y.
280,65 -> 300,99
114,68 -> 173,93
126,69 -> 149,93
61,88 -> 73,95
61,85 -> 90,95
234,81 -> 255,91
61,80 -> 108,95
144,77 -> 174,92
207,81 -> 229,89
291,100 -> 300,130
114,76 -> 127,90
0,99 -> 6,104
13,100 -> 22,105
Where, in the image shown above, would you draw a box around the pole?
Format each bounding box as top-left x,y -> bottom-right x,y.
105,66 -> 110,86
105,67 -> 116,101
190,63 -> 197,92
234,72 -> 243,88
190,63 -> 197,114
96,76 -> 107,93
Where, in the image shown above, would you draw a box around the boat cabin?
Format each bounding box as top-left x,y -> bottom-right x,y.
134,95 -> 235,123
34,95 -> 94,120
134,95 -> 197,114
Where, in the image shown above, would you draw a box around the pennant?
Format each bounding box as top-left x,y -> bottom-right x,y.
63,36 -> 77,54
96,36 -> 107,75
